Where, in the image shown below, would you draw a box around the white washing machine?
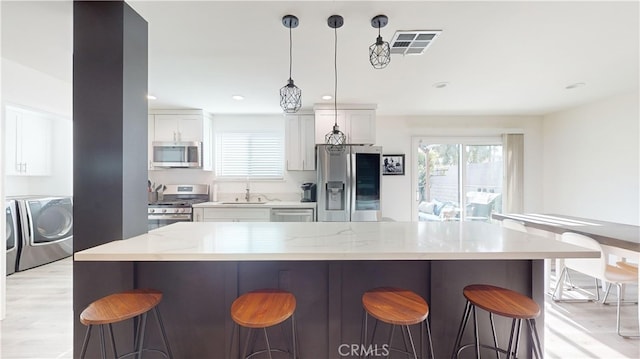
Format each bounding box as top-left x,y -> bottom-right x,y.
5,200 -> 19,275
15,196 -> 73,271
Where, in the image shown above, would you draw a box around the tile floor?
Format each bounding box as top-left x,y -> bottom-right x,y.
1,257 -> 638,358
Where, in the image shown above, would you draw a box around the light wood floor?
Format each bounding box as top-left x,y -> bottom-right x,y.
1,257 -> 638,358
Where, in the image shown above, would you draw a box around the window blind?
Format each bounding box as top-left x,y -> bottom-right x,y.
215,132 -> 284,178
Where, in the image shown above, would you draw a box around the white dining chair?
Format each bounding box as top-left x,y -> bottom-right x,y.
501,218 -> 528,232
552,232 -> 638,337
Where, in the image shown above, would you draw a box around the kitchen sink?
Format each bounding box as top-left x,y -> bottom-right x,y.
220,202 -> 266,205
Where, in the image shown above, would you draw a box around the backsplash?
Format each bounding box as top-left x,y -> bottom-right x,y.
148,169 -> 316,202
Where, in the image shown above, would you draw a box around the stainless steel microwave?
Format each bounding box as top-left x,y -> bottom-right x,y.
152,141 -> 202,168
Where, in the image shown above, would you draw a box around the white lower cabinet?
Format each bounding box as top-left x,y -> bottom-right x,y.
194,207 -> 271,222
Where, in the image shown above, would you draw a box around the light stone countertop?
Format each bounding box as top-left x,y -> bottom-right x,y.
74,221 -> 599,262
193,201 -> 317,209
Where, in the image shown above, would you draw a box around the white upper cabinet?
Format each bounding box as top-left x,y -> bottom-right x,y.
5,106 -> 52,176
348,110 -> 377,145
314,106 -> 376,144
153,114 -> 203,142
285,113 -> 315,171
314,110 -> 347,144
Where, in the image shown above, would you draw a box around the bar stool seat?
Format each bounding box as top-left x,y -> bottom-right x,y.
230,289 -> 298,359
452,284 -> 543,359
361,287 -> 434,358
463,284 -> 540,319
80,288 -> 173,359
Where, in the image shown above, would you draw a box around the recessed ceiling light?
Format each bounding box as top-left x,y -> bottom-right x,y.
232,95 -> 245,101
322,95 -> 333,100
433,82 -> 449,89
147,95 -> 157,100
565,82 -> 586,90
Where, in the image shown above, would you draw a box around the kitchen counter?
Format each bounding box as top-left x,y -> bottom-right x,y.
74,221 -> 597,262
73,221 -> 598,358
193,201 -> 317,209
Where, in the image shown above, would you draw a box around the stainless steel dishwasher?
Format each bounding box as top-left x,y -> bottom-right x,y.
270,208 -> 315,222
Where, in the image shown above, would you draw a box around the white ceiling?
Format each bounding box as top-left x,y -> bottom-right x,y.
2,1 -> 639,116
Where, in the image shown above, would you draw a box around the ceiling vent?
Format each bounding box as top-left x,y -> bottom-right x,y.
389,30 -> 442,55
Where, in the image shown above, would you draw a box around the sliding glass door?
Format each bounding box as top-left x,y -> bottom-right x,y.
414,138 -> 503,222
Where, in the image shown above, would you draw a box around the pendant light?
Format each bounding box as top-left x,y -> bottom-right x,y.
369,15 -> 391,69
325,15 -> 346,151
280,15 -> 302,113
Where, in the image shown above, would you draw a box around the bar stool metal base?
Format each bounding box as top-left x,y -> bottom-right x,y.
230,314 -> 298,359
361,311 -> 434,359
451,301 -> 543,359
80,306 -> 173,359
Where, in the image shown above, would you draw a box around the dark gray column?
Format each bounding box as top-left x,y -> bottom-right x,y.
72,1 -> 148,357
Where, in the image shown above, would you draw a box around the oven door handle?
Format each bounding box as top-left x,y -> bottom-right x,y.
148,214 -> 192,220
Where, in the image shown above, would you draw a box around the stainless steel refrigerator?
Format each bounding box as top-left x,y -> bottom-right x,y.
317,144 -> 382,221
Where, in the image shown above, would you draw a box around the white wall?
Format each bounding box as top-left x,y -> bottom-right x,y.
1,58 -> 73,196
542,91 -> 639,225
376,115 -> 545,221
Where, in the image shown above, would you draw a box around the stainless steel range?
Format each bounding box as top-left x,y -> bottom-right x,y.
148,184 -> 209,230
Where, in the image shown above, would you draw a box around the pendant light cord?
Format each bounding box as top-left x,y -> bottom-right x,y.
333,25 -> 338,127
289,25 -> 293,80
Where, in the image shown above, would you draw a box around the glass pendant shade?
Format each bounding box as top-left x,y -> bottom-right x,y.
280,79 -> 302,113
369,36 -> 391,69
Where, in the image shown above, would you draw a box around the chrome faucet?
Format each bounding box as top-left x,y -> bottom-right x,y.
245,182 -> 251,202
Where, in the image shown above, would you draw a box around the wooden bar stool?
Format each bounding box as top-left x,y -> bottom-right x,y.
361,287 -> 434,358
230,289 -> 298,359
79,288 -> 173,359
451,284 -> 542,359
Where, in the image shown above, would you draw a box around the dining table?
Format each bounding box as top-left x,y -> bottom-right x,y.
492,213 -> 640,331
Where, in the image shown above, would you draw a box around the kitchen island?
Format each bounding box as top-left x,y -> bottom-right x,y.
75,221 -> 598,358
